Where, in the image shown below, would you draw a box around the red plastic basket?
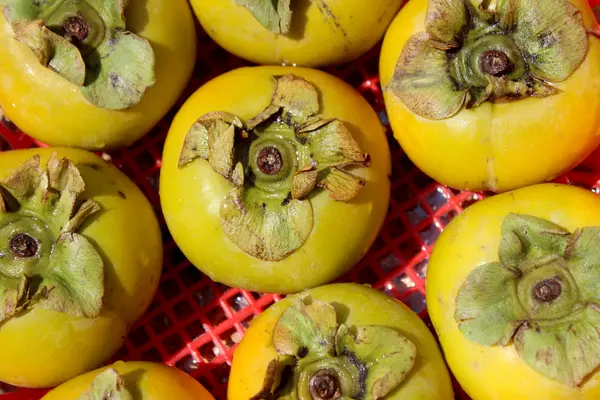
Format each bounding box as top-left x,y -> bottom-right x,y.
2,1 -> 600,399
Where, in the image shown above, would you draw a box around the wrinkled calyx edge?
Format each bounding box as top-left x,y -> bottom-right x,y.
251,296 -> 417,399
454,213 -> 600,386
3,0 -> 156,110
78,368 -> 134,400
177,74 -> 371,262
0,153 -> 104,324
235,0 -> 293,34
389,0 -> 589,120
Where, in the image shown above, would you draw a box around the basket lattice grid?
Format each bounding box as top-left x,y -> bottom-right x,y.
2,1 -> 600,398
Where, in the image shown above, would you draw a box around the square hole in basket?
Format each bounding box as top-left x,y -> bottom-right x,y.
175,354 -> 200,374
405,202 -> 429,226
392,183 -> 413,204
440,210 -> 458,227
379,252 -> 401,273
357,265 -> 379,285
419,224 -> 440,246
414,259 -> 428,279
0,135 -> 10,152
173,299 -> 195,320
424,187 -> 449,211
392,273 -> 415,293
185,320 -> 206,340
199,341 -> 221,362
221,328 -> 242,348
194,285 -> 215,307
413,171 -> 434,190
228,293 -> 250,313
129,325 -> 150,348
241,315 -> 253,329
160,278 -> 181,300
397,235 -> 421,262
150,313 -> 172,335
181,265 -> 204,287
162,334 -> 184,355
206,306 -> 227,327
134,151 -> 156,171
146,171 -> 160,191
212,363 -> 231,384
405,291 -> 427,314
141,347 -> 163,362
386,217 -> 407,239
167,246 -> 187,266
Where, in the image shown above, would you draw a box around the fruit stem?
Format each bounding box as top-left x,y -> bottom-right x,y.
480,50 -> 513,76
309,369 -> 340,400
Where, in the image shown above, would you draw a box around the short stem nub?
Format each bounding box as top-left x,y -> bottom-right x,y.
257,146 -> 284,175
481,50 -> 512,76
10,233 -> 38,258
534,278 -> 562,302
63,16 -> 89,42
309,370 -> 340,400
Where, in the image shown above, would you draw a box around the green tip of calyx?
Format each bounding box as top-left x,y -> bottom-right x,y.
178,74 -> 370,262
455,213 -> 600,386
78,368 -> 134,400
4,0 -> 155,110
251,297 -> 417,400
0,153 -> 104,324
389,0 -> 589,119
235,0 -> 292,34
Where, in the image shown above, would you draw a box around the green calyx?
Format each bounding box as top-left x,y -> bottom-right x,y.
252,297 -> 417,400
2,0 -> 155,110
455,213 -> 600,386
0,154 -> 104,324
389,0 -> 589,119
78,368 -> 134,400
235,0 -> 292,34
179,74 -> 370,262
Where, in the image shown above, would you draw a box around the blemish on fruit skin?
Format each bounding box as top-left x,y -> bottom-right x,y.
118,191 -> 126,199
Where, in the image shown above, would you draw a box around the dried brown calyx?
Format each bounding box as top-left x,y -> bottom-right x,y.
0,154 -> 104,324
251,297 -> 418,400
455,213 -> 600,386
179,74 -> 371,261
388,0 -> 589,119
2,0 -> 155,110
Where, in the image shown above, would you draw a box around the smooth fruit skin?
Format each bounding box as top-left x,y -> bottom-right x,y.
0,148 -> 162,388
229,283 -> 454,399
191,0 -> 404,67
427,184 -> 600,400
41,361 -> 214,400
0,0 -> 196,151
160,66 -> 391,294
380,0 -> 600,192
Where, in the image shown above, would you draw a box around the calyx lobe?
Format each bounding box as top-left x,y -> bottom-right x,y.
235,0 -> 293,34
4,0 -> 156,110
455,213 -> 600,386
0,154 -> 104,324
78,368 -> 134,400
178,74 -> 370,261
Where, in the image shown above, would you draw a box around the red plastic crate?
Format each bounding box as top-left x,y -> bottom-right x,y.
2,1 -> 600,399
